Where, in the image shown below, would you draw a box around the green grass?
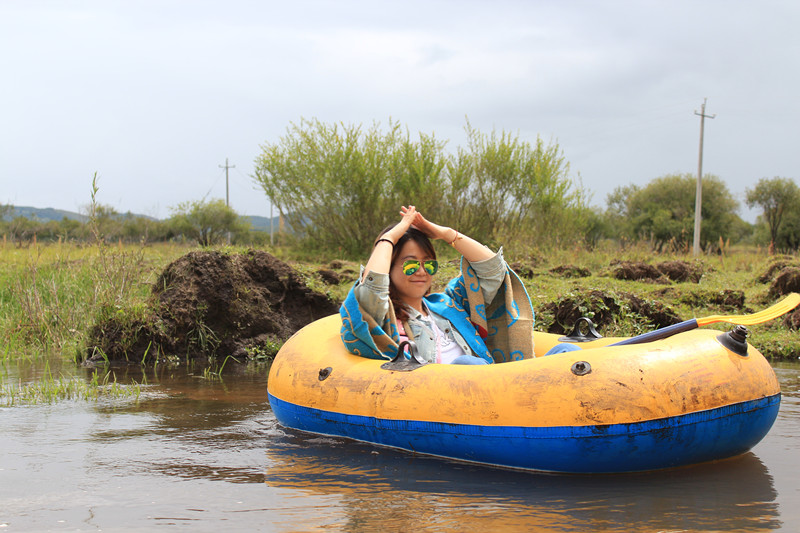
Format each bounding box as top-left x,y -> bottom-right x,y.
0,241 -> 191,358
1,240 -> 798,365
0,361 -> 142,405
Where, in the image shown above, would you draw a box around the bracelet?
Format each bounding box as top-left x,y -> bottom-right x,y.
375,238 -> 395,249
448,230 -> 461,247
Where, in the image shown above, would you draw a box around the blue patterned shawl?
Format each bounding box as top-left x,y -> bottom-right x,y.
339,259 -> 535,363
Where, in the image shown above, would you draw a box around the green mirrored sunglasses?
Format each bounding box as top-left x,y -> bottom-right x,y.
402,259 -> 438,276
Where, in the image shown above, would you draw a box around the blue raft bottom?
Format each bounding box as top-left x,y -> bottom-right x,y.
268,393 -> 781,473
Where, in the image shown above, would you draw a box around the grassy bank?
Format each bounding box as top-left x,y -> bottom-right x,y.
0,241 -> 190,360
1,240 -> 798,363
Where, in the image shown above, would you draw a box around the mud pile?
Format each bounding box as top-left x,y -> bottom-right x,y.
679,289 -> 747,313
757,255 -> 799,284
84,250 -> 340,365
768,267 -> 800,298
549,264 -> 591,278
610,260 -> 705,284
542,289 -> 682,335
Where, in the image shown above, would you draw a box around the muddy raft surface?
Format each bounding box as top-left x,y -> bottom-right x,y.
85,250 -> 339,364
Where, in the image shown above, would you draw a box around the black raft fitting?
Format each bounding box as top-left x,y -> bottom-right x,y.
717,325 -> 750,357
381,340 -> 428,372
559,317 -> 603,343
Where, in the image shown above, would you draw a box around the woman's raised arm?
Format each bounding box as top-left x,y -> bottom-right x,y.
361,205 -> 419,282
405,207 -> 494,263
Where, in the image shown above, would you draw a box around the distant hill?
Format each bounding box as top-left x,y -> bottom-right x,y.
245,215 -> 281,232
3,205 -> 279,232
4,206 -> 89,223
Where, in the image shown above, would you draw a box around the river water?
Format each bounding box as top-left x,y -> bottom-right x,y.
1,358 -> 799,532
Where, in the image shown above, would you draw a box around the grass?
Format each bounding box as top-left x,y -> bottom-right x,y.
0,361 -> 142,406
1,239 -> 798,367
0,240 -> 191,359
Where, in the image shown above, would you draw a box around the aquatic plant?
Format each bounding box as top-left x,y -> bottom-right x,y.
0,362 -> 142,406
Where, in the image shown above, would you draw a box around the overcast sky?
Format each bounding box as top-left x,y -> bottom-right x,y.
2,0 -> 798,222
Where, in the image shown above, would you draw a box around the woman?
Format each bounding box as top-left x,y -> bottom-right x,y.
339,205 -> 543,364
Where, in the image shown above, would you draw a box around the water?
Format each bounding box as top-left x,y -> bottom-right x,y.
2,359 -> 799,532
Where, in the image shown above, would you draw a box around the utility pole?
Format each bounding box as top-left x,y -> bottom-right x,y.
219,158 -> 235,207
219,158 -> 235,244
693,99 -> 715,256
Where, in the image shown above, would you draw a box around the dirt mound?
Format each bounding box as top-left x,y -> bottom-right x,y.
610,261 -> 669,283
541,289 -> 682,335
317,261 -> 358,285
549,264 -> 591,278
769,267 -> 800,298
509,261 -> 535,279
680,289 -> 747,312
609,260 -> 705,284
317,268 -> 342,284
85,250 -> 340,365
758,257 -> 800,284
783,308 -> 800,330
656,260 -> 705,283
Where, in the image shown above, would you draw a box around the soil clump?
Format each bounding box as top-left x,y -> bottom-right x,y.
610,260 -> 705,284
757,256 -> 799,284
84,250 -> 340,365
610,261 -> 670,283
509,261 -> 535,279
549,264 -> 591,278
679,289 -> 748,313
542,289 -> 682,335
783,308 -> 800,330
769,267 -> 800,298
656,260 -> 705,283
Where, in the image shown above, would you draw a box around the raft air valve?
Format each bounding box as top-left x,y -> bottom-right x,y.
717,325 -> 749,357
571,361 -> 592,376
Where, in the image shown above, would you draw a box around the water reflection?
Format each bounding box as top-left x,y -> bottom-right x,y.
2,358 -> 794,532
80,364 -> 273,485
264,428 -> 780,532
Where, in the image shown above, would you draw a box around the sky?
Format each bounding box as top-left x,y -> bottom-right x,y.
2,0 -> 799,222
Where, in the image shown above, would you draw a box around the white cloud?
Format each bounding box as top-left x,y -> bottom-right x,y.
1,0 -> 799,220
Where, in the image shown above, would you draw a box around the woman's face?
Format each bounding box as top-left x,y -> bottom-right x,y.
390,239 -> 434,307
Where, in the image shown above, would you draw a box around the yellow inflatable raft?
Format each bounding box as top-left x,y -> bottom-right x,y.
268,315 -> 781,473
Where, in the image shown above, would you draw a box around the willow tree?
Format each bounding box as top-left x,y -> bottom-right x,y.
746,176 -> 800,252
169,199 -> 250,246
254,119 -> 448,256
449,122 -> 582,247
253,118 -> 584,255
619,173 -> 743,252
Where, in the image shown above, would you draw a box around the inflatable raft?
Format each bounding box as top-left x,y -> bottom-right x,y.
267,315 -> 781,473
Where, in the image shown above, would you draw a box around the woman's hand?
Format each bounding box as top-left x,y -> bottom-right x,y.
361,205 -> 418,281
400,206 -> 455,242
385,205 -> 418,242
402,206 -> 494,262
